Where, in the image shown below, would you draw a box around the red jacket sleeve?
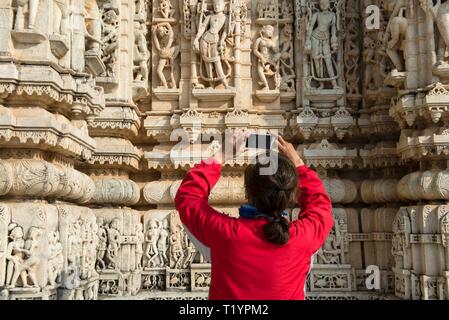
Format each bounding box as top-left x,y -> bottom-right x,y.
290,165 -> 334,254
174,160 -> 237,248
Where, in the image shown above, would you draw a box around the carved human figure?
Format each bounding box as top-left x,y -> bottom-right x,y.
193,0 -> 232,88
145,219 -> 160,267
152,23 -> 180,88
182,234 -> 197,268
158,0 -> 175,19
72,220 -> 83,266
420,0 -> 449,66
67,222 -> 78,268
280,0 -> 294,19
47,231 -> 63,286
257,0 -> 277,19
392,212 -> 410,268
383,0 -> 407,72
157,219 -> 169,266
305,0 -> 339,89
53,0 -> 69,35
84,0 -> 102,54
170,225 -> 184,268
135,223 -> 144,270
363,36 -> 377,89
5,224 -> 27,288
134,22 -> 150,82
101,10 -> 119,76
279,24 -> 296,92
18,227 -> 43,288
82,221 -> 96,279
316,227 -> 340,264
14,0 -> 40,30
253,25 -> 281,90
96,218 -> 107,271
105,218 -> 121,270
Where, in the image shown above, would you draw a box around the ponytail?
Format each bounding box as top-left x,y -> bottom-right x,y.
244,154 -> 298,246
263,214 -> 290,245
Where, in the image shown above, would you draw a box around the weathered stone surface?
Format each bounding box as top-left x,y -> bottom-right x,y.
0,0 -> 449,301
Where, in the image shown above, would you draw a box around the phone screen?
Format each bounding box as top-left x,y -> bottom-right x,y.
245,134 -> 273,150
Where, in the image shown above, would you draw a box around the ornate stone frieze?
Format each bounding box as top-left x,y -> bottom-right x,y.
0,159 -> 94,203
2,0 -> 449,301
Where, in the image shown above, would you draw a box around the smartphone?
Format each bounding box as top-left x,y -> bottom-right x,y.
245,134 -> 274,150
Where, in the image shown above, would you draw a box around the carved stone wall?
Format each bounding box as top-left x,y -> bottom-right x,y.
0,0 -> 448,300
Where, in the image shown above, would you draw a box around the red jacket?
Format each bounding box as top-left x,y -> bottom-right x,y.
175,160 -> 334,300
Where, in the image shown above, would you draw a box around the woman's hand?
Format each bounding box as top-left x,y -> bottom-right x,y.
206,129 -> 249,164
277,135 -> 304,167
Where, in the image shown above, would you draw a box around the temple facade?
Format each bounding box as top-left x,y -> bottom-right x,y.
0,0 -> 448,300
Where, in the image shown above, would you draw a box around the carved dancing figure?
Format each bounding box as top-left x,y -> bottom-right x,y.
84,0 -> 102,54
101,10 -> 119,76
152,22 -> 180,88
170,225 -> 184,268
182,234 -> 197,268
5,224 -> 27,288
96,218 -> 107,271
383,0 -> 407,72
157,219 -> 169,266
135,224 -> 144,270
305,0 -> 340,89
279,24 -> 296,92
88,221 -> 99,276
134,22 -> 150,82
19,227 -> 43,288
193,0 -> 232,89
14,0 -> 40,30
253,25 -> 281,91
105,218 -> 122,270
316,227 -> 341,264
363,36 -> 377,89
145,220 -> 160,267
420,0 -> 449,66
159,0 -> 175,19
47,231 -> 63,286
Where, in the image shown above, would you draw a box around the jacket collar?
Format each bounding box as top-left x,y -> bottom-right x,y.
238,204 -> 288,221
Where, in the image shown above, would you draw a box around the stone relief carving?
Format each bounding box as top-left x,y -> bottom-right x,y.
134,21 -> 150,83
158,0 -> 175,19
2,0 -> 449,300
383,0 -> 407,74
104,218 -> 122,270
304,0 -> 341,89
420,0 -> 449,67
84,0 -> 102,55
47,231 -> 63,287
253,25 -> 281,91
257,0 -> 277,20
153,22 -> 180,88
5,223 -> 43,289
145,218 -> 169,268
100,5 -> 119,77
279,24 -> 296,93
52,0 -> 69,36
315,211 -> 347,265
96,217 -> 108,271
193,0 -> 233,89
13,0 -> 40,31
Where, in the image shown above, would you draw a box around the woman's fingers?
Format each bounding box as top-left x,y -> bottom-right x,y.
278,135 -> 286,146
278,142 -> 287,153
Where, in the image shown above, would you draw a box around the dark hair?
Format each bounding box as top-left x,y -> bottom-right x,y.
244,154 -> 298,245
